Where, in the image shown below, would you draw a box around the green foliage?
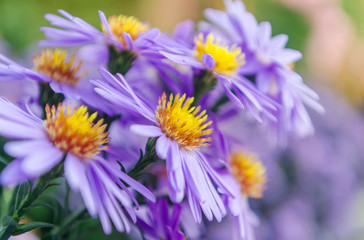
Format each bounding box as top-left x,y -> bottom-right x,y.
341,0 -> 364,36
108,47 -> 137,75
12,222 -> 55,236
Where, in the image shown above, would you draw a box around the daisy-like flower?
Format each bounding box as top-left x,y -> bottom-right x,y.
137,198 -> 185,240
202,0 -> 324,140
0,49 -> 88,98
39,10 -> 160,54
158,31 -> 277,123
0,99 -> 155,234
92,68 -> 233,223
221,150 -> 267,240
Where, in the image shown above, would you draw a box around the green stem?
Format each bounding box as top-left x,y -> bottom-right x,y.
13,163 -> 63,221
39,83 -> 65,119
193,70 -> 218,105
50,207 -> 87,237
211,95 -> 229,113
128,138 -> 159,178
107,47 -> 137,75
0,163 -> 64,240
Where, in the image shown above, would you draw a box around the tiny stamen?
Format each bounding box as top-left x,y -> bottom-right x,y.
155,93 -> 213,150
103,15 -> 149,47
44,104 -> 109,159
231,151 -> 267,198
194,33 -> 245,75
33,49 -> 82,85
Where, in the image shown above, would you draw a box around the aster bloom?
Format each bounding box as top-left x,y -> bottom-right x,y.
93,68 -> 233,223
221,151 -> 267,240
137,198 -> 185,240
202,0 -> 324,139
0,98 -> 155,234
158,30 -> 278,123
0,49 -> 88,98
39,10 -> 160,54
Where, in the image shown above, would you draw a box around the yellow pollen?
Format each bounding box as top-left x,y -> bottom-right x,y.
33,49 -> 82,85
194,33 -> 245,75
103,15 -> 149,47
230,151 -> 267,199
155,93 -> 213,150
44,104 -> 110,159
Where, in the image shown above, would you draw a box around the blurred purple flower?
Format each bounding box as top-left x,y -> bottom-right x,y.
39,10 -> 160,55
157,32 -> 277,123
201,0 -> 324,142
137,198 -> 185,240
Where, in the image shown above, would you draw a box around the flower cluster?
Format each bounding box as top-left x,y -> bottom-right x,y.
0,0 -> 323,239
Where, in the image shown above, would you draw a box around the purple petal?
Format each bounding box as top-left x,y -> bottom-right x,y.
0,120 -> 45,140
130,124 -> 163,137
156,134 -> 171,159
159,51 -> 204,69
64,154 -> 98,216
123,32 -> 134,50
4,139 -> 54,158
187,187 -> 202,223
21,146 -> 63,176
100,159 -> 156,202
202,53 -> 215,70
275,49 -> 302,64
0,159 -> 31,186
173,20 -> 195,43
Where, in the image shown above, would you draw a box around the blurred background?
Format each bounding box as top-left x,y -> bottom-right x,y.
1,0 -> 364,239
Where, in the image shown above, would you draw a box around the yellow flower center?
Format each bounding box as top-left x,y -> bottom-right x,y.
103,15 -> 149,47
44,104 -> 109,159
230,151 -> 267,198
33,49 -> 82,85
194,33 -> 245,75
155,93 -> 213,150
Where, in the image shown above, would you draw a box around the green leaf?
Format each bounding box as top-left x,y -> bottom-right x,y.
0,157 -> 8,166
28,203 -> 55,211
0,216 -> 18,240
14,182 -> 30,210
12,222 -> 55,236
42,196 -> 63,224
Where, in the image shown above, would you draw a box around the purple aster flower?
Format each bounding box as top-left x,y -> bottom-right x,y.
0,99 -> 155,234
0,49 -> 120,116
92,68 -> 233,223
224,151 -> 267,240
202,0 -> 324,140
156,30 -> 278,123
39,10 -> 160,55
0,49 -> 90,98
136,198 -> 185,240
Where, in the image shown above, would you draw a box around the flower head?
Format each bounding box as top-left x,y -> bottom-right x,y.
39,10 -> 160,53
201,0 -> 324,141
0,98 -> 155,234
156,93 -> 212,150
33,49 -> 82,85
0,49 -> 87,98
103,15 -> 149,48
93,68 -> 233,223
194,33 -> 245,75
230,151 -> 267,198
158,30 -> 277,123
44,104 -> 109,159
